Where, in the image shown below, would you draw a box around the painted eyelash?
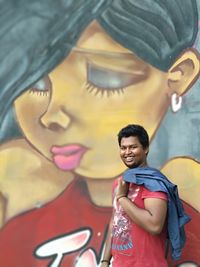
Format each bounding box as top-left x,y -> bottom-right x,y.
29,88 -> 49,96
85,82 -> 125,97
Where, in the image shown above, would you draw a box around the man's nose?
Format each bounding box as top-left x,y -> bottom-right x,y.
124,148 -> 132,155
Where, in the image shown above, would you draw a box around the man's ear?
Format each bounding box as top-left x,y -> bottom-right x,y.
168,48 -> 200,96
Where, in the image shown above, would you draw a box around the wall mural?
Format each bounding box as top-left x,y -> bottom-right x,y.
0,0 -> 200,266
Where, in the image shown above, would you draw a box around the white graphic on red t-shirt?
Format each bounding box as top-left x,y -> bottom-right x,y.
112,185 -> 140,256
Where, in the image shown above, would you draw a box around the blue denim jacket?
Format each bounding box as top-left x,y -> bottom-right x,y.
123,166 -> 191,260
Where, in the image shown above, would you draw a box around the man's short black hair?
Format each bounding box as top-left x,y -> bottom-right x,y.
118,124 -> 149,148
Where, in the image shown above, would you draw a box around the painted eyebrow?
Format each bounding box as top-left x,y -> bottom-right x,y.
73,47 -> 134,59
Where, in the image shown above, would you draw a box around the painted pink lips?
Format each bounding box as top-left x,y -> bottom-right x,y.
51,144 -> 87,171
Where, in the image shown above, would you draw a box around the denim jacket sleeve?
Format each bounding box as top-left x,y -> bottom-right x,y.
123,166 -> 191,260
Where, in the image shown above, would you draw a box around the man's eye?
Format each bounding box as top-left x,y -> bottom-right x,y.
86,62 -> 147,96
30,76 -> 52,95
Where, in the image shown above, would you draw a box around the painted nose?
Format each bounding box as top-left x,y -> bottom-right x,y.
40,106 -> 71,131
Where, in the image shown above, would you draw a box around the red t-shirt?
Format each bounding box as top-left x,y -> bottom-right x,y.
112,179 -> 168,267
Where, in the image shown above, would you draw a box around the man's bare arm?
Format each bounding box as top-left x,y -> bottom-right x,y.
100,213 -> 113,267
119,196 -> 167,234
117,180 -> 167,235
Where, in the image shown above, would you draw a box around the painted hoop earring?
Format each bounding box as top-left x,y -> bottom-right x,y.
171,93 -> 182,113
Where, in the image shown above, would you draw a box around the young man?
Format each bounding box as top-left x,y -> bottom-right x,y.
101,124 -> 190,267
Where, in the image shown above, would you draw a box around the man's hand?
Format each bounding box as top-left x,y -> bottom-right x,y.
116,180 -> 129,201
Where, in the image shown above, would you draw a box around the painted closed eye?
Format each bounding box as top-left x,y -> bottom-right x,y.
29,75 -> 52,96
86,62 -> 147,96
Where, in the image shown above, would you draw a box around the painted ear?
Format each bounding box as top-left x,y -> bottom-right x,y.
167,49 -> 200,96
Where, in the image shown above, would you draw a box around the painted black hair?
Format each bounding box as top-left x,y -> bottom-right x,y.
98,0 -> 198,71
0,0 -> 198,143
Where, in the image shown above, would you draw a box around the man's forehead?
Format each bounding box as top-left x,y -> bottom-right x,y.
120,136 -> 140,146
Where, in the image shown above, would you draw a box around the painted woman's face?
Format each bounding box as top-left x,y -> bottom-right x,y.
14,21 -> 169,179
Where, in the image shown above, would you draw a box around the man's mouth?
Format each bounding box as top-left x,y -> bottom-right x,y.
51,144 -> 87,171
125,156 -> 134,162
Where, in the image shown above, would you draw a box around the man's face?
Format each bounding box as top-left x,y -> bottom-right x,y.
119,136 -> 149,168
